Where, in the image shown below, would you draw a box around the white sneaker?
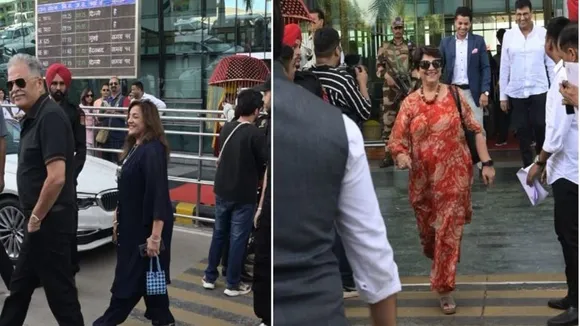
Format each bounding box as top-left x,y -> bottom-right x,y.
224,282 -> 251,296
343,290 -> 359,299
202,277 -> 215,290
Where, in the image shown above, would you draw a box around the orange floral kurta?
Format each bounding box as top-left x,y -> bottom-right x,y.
388,88 -> 483,293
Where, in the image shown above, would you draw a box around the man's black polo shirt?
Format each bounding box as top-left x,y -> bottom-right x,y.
18,94 -> 76,233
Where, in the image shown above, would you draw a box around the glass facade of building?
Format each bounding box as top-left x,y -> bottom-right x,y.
302,0 -> 563,140
2,0 -> 271,152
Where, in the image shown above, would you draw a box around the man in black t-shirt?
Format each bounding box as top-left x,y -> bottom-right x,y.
0,54 -> 83,326
203,89 -> 267,297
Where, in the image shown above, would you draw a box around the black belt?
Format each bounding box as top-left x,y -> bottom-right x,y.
453,84 -> 470,90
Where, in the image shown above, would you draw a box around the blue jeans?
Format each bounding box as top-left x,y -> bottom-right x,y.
205,196 -> 255,288
333,229 -> 355,289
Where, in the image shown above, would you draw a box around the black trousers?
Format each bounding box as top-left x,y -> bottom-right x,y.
0,243 -> 13,290
0,223 -> 84,326
93,292 -> 174,326
552,178 -> 579,307
71,187 -> 79,275
509,93 -> 547,167
332,230 -> 355,289
496,104 -> 513,144
252,215 -> 271,325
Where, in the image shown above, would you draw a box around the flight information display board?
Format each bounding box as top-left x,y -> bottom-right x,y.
35,0 -> 139,79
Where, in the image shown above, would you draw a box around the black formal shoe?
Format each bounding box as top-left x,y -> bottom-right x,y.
549,297 -> 572,310
547,307 -> 578,326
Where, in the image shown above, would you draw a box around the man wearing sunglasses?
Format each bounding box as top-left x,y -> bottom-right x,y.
0,54 -> 84,325
100,77 -> 129,163
45,63 -> 87,277
440,6 -> 491,141
376,16 -> 416,169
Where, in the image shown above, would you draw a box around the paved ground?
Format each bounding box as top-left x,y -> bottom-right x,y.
4,226 -> 259,326
15,153 -> 568,325
342,160 -> 567,325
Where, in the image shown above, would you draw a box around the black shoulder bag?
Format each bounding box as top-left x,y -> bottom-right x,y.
450,86 -> 480,164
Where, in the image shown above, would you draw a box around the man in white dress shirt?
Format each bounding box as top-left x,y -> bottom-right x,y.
130,81 -> 167,110
527,17 -> 578,326
499,0 -> 555,167
301,8 -> 324,69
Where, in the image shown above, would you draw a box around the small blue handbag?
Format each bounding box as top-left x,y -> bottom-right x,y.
146,256 -> 167,296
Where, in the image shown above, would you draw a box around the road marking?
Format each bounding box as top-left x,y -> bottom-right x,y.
121,319 -> 149,326
173,226 -> 212,237
403,280 -> 566,287
486,289 -> 566,298
134,300 -> 237,326
484,306 -> 561,317
176,272 -> 254,298
400,273 -> 566,285
346,305 -> 562,318
395,289 -> 567,300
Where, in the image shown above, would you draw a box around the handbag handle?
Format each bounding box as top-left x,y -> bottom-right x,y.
450,85 -> 466,127
149,256 -> 162,272
217,121 -> 251,164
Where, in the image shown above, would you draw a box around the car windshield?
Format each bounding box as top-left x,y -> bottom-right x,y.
5,119 -> 20,154
1,31 -> 12,39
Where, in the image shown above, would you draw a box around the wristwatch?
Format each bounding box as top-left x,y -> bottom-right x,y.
534,156 -> 546,167
483,91 -> 489,97
481,160 -> 494,167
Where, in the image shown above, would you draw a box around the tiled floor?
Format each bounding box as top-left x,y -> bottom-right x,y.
372,163 -> 561,276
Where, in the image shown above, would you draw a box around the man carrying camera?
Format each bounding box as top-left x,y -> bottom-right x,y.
310,26 -> 372,129
377,16 -> 416,168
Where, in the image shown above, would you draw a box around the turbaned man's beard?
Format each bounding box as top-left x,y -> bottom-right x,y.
50,90 -> 66,102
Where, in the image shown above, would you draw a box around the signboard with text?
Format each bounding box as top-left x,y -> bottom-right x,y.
35,0 -> 139,79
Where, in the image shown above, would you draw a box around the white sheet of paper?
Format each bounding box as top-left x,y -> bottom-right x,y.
565,62 -> 578,87
516,164 -> 549,206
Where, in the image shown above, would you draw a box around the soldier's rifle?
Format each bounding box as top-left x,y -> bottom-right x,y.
381,56 -> 413,103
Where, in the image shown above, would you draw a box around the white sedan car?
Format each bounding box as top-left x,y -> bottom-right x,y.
0,119 -> 117,260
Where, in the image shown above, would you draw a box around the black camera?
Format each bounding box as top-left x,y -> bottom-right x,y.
338,54 -> 362,80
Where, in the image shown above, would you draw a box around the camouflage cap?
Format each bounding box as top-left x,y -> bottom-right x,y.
392,16 -> 404,27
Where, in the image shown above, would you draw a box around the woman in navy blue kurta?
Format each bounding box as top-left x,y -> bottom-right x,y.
94,101 -> 175,326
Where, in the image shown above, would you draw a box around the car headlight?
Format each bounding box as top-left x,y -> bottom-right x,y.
77,193 -> 97,210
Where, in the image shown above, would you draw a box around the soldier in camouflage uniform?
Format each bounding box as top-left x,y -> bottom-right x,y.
377,16 -> 417,168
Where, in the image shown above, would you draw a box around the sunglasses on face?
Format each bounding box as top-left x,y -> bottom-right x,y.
109,82 -> 118,86
7,78 -> 28,91
102,88 -> 109,92
85,94 -> 93,98
418,59 -> 443,70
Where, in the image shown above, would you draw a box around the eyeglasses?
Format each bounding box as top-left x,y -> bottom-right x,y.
109,82 -> 118,86
7,78 -> 28,91
86,94 -> 93,98
102,88 -> 109,92
418,59 -> 443,70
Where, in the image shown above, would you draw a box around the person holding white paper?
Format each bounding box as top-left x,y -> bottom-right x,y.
527,17 -> 578,326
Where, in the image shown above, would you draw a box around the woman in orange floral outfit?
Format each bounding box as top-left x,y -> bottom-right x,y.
388,46 -> 496,314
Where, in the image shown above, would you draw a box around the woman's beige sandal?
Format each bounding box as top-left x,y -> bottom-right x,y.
439,295 -> 457,315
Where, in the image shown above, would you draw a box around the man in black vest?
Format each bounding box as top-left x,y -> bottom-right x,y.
0,54 -> 83,326
272,1 -> 400,325
45,63 -> 86,276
